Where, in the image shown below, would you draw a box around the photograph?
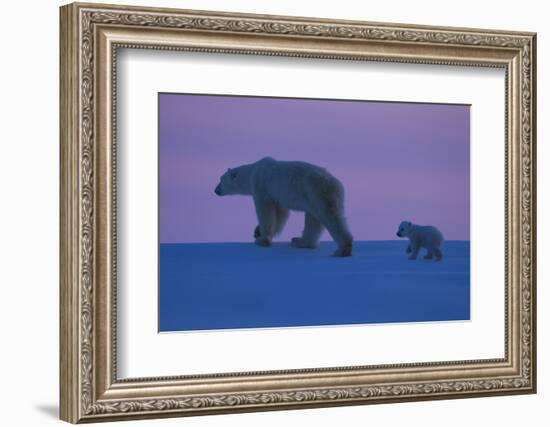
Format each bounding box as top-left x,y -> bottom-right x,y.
158,93 -> 471,332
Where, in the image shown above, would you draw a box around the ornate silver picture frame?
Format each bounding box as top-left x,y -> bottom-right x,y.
60,2 -> 536,423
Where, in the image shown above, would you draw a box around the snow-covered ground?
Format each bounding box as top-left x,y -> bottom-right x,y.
159,241 -> 470,332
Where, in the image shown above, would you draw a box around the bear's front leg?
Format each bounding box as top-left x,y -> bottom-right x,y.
253,196 -> 276,247
408,242 -> 420,260
406,244 -> 412,254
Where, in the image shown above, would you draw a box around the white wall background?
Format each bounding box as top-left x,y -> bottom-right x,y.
0,1 -> 545,426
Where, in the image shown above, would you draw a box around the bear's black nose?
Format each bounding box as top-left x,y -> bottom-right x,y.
396,232 -> 400,237
214,184 -> 222,196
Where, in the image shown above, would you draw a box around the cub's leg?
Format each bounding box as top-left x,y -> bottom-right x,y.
291,212 -> 323,248
408,241 -> 420,260
406,244 -> 412,254
253,197 -> 276,247
424,248 -> 434,260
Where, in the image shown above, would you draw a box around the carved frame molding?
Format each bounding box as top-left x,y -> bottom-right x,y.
60,2 -> 536,423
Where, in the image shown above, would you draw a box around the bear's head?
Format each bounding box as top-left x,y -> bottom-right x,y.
214,166 -> 248,196
396,221 -> 412,238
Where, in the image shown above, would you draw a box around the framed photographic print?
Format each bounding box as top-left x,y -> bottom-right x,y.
59,2 -> 537,423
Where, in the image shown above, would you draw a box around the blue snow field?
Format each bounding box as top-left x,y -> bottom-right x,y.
159,241 -> 470,332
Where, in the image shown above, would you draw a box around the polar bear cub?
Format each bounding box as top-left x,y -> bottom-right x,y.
214,157 -> 353,257
396,221 -> 444,261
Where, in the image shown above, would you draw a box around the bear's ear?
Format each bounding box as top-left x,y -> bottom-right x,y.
407,221 -> 412,226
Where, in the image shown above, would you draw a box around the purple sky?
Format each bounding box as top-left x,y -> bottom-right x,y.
159,93 -> 470,243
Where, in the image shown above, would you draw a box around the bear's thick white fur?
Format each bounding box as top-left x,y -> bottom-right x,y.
215,157 -> 353,257
396,221 -> 444,261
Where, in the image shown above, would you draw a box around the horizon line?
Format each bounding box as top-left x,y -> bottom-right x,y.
160,239 -> 470,245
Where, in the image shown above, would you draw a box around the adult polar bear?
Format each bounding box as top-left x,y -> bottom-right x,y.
214,157 -> 353,257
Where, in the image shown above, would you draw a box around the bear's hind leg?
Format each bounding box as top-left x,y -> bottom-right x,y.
433,246 -> 443,261
318,212 -> 353,257
291,212 -> 323,249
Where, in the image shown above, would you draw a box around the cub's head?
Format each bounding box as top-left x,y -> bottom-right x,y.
214,167 -> 247,196
396,221 -> 413,238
